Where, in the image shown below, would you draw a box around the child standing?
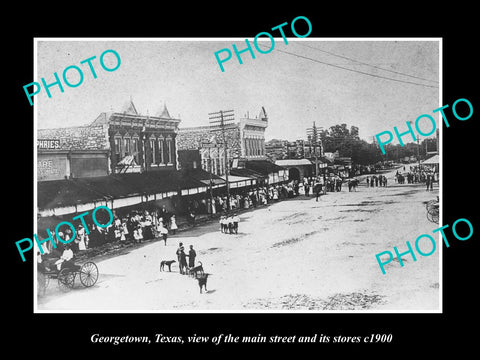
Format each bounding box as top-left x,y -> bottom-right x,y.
160,226 -> 168,246
170,215 -> 178,235
220,215 -> 225,233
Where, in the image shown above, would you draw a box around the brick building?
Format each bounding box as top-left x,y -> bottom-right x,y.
265,139 -> 323,161
177,107 -> 269,176
91,99 -> 180,174
37,125 -> 110,181
36,100 -> 231,218
37,99 -> 181,181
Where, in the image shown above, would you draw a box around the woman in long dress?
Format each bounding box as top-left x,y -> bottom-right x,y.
170,215 -> 178,235
156,217 -> 164,237
77,225 -> 87,251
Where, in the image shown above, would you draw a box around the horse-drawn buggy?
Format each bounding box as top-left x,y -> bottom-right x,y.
37,252 -> 99,295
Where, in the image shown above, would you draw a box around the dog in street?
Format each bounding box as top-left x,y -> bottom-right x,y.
196,273 -> 210,294
160,260 -> 176,272
188,261 -> 204,278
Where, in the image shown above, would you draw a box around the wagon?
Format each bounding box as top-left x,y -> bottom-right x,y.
37,258 -> 99,295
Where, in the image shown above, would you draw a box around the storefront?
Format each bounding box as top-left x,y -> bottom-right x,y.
274,159 -> 313,181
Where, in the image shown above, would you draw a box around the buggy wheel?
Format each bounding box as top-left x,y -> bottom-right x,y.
58,268 -> 75,291
426,199 -> 438,212
427,208 -> 439,223
426,211 -> 433,223
79,262 -> 98,287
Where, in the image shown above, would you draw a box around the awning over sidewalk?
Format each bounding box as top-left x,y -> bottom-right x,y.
422,154 -> 439,164
38,179 -> 108,211
220,174 -> 254,188
37,168 -> 224,215
184,168 -> 226,189
244,160 -> 286,175
230,167 -> 265,181
275,159 -> 313,167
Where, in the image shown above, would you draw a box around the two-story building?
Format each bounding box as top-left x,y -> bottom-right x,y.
177,107 -> 269,176
91,100 -> 181,174
37,99 -> 181,181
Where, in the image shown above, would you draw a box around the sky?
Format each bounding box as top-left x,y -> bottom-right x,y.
35,39 -> 440,143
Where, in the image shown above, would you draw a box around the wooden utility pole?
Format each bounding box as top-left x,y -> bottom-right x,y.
202,143 -> 215,215
209,109 -> 235,212
417,136 -> 421,169
307,123 -> 323,176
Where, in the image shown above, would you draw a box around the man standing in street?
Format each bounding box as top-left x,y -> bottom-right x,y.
232,213 -> 240,234
187,245 -> 196,269
176,242 -> 188,275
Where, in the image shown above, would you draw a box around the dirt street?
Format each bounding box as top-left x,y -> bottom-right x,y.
37,168 -> 440,312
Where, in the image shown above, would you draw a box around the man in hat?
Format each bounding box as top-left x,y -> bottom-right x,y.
176,242 -> 187,275
232,213 -> 240,234
187,245 -> 197,269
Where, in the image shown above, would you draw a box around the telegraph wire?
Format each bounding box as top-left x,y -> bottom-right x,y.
294,42 -> 439,84
257,44 -> 439,89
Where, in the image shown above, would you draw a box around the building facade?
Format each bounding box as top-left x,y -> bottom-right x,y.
37,100 -> 181,181
37,125 -> 110,181
266,139 -> 323,162
91,100 -> 181,174
177,107 -> 268,176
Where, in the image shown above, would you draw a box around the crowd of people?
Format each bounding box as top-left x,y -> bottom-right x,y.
40,164 -> 437,260
91,205 -> 178,248
395,165 -> 437,190
38,205 -> 179,256
210,183 -> 301,214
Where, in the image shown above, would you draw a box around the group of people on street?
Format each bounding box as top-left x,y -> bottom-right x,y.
175,242 -> 197,275
108,206 -> 178,247
395,167 -> 437,187
210,184 -> 291,214
425,173 -> 435,191
38,205 -> 180,257
219,213 -> 240,234
307,176 -> 346,194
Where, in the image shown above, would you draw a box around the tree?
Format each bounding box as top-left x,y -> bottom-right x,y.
321,124 -> 359,157
350,125 -> 360,140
